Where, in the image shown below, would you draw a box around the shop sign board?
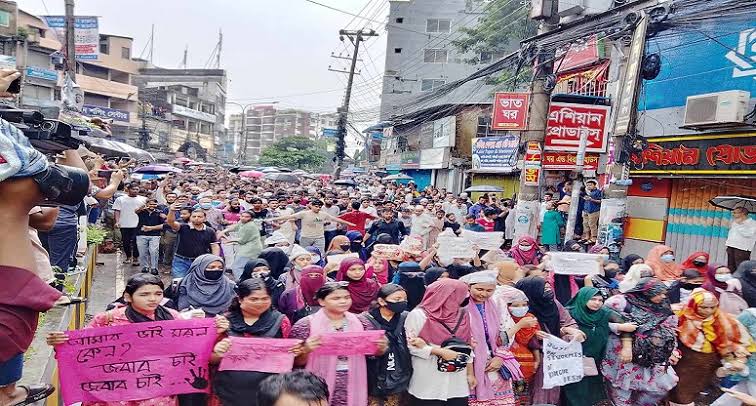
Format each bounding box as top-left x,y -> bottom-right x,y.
471,134 -> 519,173
400,151 -> 420,169
545,102 -> 610,152
629,134 -> 756,174
43,16 -> 99,60
524,141 -> 542,165
419,148 -> 448,169
491,92 -> 529,130
523,166 -> 541,186
26,66 -> 58,81
555,34 -> 605,74
542,151 -> 600,170
432,116 -> 456,148
82,105 -> 130,122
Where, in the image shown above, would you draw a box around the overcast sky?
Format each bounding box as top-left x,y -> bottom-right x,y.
18,0 -> 388,129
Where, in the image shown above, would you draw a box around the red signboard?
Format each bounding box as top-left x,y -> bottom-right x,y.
555,35 -> 603,74
542,151 -> 600,170
491,92 -> 529,130
545,102 -> 610,152
524,141 -> 542,165
523,166 -> 541,186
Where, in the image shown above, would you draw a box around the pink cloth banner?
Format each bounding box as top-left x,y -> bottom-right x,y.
55,318 -> 216,405
312,330 -> 385,356
219,337 -> 300,373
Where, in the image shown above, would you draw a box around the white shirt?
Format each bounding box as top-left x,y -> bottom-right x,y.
360,205 -> 378,229
410,213 -> 433,236
726,217 -> 756,251
405,308 -> 472,401
323,205 -> 341,232
113,195 -> 147,228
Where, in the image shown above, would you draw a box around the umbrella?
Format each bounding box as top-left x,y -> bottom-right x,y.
134,165 -> 182,174
383,173 -> 413,181
261,167 -> 281,173
239,170 -> 264,179
465,185 -> 504,193
75,135 -> 155,162
334,179 -> 357,186
709,195 -> 756,213
264,172 -> 299,183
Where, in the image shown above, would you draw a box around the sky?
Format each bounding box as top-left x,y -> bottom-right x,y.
17,0 -> 389,138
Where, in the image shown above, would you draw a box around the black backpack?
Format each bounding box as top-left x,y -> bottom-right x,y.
364,312 -> 413,397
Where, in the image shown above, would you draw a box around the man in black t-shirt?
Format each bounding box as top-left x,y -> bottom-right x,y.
166,204 -> 219,278
135,198 -> 166,275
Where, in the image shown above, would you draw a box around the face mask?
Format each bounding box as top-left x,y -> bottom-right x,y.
203,271 -> 224,280
339,244 -> 351,251
680,282 -> 702,290
385,300 -> 408,314
509,306 -> 529,318
460,297 -> 470,307
714,274 -> 732,283
660,254 -> 675,263
519,244 -> 533,252
692,260 -> 707,267
543,290 -> 554,301
200,203 -> 212,210
604,268 -> 618,279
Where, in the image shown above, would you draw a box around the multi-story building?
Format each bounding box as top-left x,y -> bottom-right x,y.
314,112 -> 339,138
133,67 -> 227,161
379,0 -> 499,120
228,105 -> 320,163
16,9 -> 62,114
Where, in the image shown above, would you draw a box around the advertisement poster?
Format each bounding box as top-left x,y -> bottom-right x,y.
471,135 -> 519,173
545,102 -> 610,152
43,16 -> 99,60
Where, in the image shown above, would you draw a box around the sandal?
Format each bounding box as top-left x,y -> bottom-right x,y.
12,384 -> 55,406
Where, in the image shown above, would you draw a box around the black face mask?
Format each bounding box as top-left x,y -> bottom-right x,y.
460,297 -> 470,307
385,300 -> 408,314
680,282 -> 702,290
604,268 -> 618,279
543,290 -> 555,301
692,260 -> 707,267
339,244 -> 351,251
203,271 -> 224,280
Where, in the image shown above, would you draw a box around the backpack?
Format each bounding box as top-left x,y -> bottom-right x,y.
363,312 -> 413,396
436,311 -> 473,373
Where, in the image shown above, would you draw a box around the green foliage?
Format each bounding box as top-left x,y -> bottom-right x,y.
87,225 -> 107,245
258,136 -> 327,171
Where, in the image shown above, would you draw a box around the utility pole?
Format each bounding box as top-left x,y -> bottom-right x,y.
216,29 -> 222,69
332,29 -> 378,179
181,45 -> 188,69
149,24 -> 154,64
64,0 -> 76,80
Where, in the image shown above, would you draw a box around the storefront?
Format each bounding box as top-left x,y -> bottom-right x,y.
469,134 -> 520,199
400,151 -> 432,190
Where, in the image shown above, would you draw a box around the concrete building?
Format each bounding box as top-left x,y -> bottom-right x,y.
379,0 -> 497,120
16,10 -> 62,113
314,112 -> 339,138
228,105 -> 320,163
133,67 -> 227,161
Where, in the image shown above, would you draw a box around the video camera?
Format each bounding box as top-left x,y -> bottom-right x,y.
0,105 -> 85,154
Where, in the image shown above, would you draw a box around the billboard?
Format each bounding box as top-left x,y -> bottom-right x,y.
491,92 -> 529,130
43,16 -> 99,60
545,102 -> 609,152
471,134 -> 519,173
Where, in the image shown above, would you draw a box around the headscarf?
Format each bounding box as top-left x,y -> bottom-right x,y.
566,287 -> 611,330
623,277 -> 674,328
336,258 -> 378,313
177,254 -> 234,315
366,257 -> 389,285
735,260 -> 756,307
563,239 -> 583,252
239,258 -> 270,282
619,264 -> 654,293
446,263 -> 474,279
645,244 -> 681,281
515,276 -> 560,335
227,283 -> 285,337
678,289 -> 747,354
305,246 -> 325,267
588,244 -> 607,254
681,251 -> 710,276
417,278 -> 471,344
702,264 -> 729,298
259,248 -> 290,280
346,230 -> 363,251
508,236 -> 540,266
493,261 -> 519,286
299,265 -> 326,307
125,304 -> 174,323
423,267 -> 447,286
327,235 -> 350,254
621,254 -> 643,273
466,283 -> 502,400
396,261 -> 426,310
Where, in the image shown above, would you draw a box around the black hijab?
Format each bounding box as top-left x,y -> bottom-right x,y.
515,276 -> 560,335
258,248 -> 290,280
397,261 -> 425,311
226,307 -> 284,337
240,259 -> 270,282
736,260 -> 756,307
125,305 -> 174,323
622,254 -> 644,273
423,267 -> 447,286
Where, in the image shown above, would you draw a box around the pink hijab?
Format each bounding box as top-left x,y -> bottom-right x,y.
306,309 -> 367,406
366,258 -> 389,285
468,295 -> 500,400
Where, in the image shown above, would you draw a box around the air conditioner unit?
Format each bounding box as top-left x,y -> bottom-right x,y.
682,90 -> 750,129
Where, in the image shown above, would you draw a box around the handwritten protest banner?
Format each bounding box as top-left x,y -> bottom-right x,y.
460,230 -> 504,250
542,335 -> 584,389
219,337 -> 300,373
372,244 -> 404,261
313,330 -> 385,356
326,252 -> 359,266
436,229 -> 475,265
548,252 -> 605,275
56,318 -> 216,405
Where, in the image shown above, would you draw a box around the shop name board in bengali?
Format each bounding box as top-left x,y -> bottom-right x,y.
471,135 -> 518,172
491,93 -> 529,130
630,137 -> 756,172
545,102 -> 609,152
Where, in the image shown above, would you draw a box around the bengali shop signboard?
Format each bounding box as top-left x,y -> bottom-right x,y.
542,151 -> 600,170
630,134 -> 756,174
491,92 -> 529,130
471,134 -> 519,173
545,102 -> 610,152
555,35 -> 605,74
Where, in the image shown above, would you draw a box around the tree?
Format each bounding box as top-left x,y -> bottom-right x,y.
452,0 -> 537,89
258,136 -> 327,171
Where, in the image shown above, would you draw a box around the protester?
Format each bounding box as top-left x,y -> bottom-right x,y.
240,258 -> 286,309
736,261 -> 756,307
580,180 -> 601,244
218,210 -> 263,280
176,254 -> 235,316
539,201 -> 563,251
279,265 -> 327,321
507,236 -> 543,267
259,247 -> 292,281
257,370 -> 330,406
336,258 -> 379,314
681,251 -> 710,276
500,289 -> 540,406
394,261 -> 426,310
134,198 -> 165,275
267,200 -> 355,253
645,244 -> 682,281
114,183 -> 147,266
166,203 -> 220,278
666,268 -> 704,308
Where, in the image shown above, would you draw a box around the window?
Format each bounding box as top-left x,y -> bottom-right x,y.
421,79 -> 446,91
480,51 -> 506,64
423,49 -> 448,63
395,17 -> 404,23
394,48 -> 402,54
476,116 -> 509,138
426,19 -> 451,33
121,47 -> 131,59
99,38 -> 109,55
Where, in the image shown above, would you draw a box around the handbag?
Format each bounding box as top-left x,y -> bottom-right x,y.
582,357 -> 599,376
436,311 -> 472,373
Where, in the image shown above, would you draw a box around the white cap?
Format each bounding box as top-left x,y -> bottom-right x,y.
460,270 -> 498,285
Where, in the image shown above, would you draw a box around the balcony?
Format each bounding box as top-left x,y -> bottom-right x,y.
77,74 -> 138,100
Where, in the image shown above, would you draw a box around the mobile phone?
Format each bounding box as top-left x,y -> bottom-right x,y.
7,76 -> 21,94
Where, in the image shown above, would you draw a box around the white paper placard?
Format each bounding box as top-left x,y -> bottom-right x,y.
548,252 -> 605,275
326,252 -> 359,266
542,335 -> 584,389
460,230 -> 504,251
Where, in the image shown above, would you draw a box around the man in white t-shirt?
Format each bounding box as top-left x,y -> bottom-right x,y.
266,199 -> 354,253
113,184 -> 147,265
726,207 -> 756,270
360,198 -> 378,230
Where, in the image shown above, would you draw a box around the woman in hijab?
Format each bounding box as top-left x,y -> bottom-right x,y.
423,266 -> 449,286
210,278 -> 298,406
405,278 -> 474,405
701,264 -> 743,300
278,265 -> 326,321
681,251 -> 710,277
366,257 -> 390,285
501,289 -> 540,406
513,276 -> 584,405
327,235 -> 351,255
240,258 -> 285,310
279,245 -> 312,290
669,289 -> 753,406
177,254 -> 235,316
602,277 -> 679,406
506,236 -> 543,266
346,230 -> 367,260
306,245 -> 325,267
493,261 -> 520,287
394,261 -> 426,310
336,258 -> 379,313
735,260 -> 756,307
258,247 -> 290,280
620,254 -> 644,275
645,244 -> 682,282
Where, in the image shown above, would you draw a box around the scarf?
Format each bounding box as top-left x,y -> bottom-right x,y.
702,264 -> 729,299
336,258 -> 378,313
177,254 -> 234,314
327,235 -> 350,253
299,265 -> 326,307
511,312 -> 540,378
566,287 -> 611,361
645,244 -> 682,281
423,267 -> 446,286
305,246 -> 325,267
397,261 -> 426,310
240,258 -> 270,282
678,289 -> 746,354
306,309 -> 367,406
624,277 -> 674,328
468,299 -> 500,400
735,261 -> 756,307
226,307 -> 283,337
621,254 -> 643,273
682,251 -> 710,276
366,258 -> 390,285
515,276 -> 560,335
125,305 -> 175,323
508,236 -> 540,266
588,244 -> 606,254
258,248 -> 290,280
417,278 -> 471,344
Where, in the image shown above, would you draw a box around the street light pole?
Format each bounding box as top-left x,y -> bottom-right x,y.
227,102 -> 252,164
